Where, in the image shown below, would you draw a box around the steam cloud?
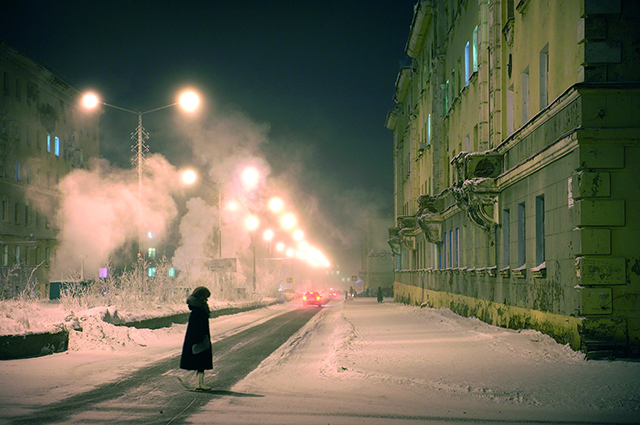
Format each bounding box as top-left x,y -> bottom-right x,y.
38,98 -> 390,284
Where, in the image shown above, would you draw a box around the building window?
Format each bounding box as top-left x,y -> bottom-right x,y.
148,267 -> 156,277
522,67 -> 530,124
427,114 -> 431,146
2,245 -> 8,266
455,228 -> 459,267
507,85 -> 514,136
45,247 -> 50,267
449,230 -> 453,268
536,195 -> 545,266
445,80 -> 450,112
442,236 -> 446,269
24,204 -> 29,226
1,196 -> 8,222
15,246 -> 21,264
503,209 -> 510,267
15,161 -> 20,181
47,133 -> 51,153
540,44 -> 549,109
472,26 -> 478,73
148,247 -> 157,258
517,203 -> 526,267
464,42 -> 470,86
54,136 -> 60,157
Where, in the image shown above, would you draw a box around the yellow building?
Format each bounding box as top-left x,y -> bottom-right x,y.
387,0 -> 640,357
0,40 -> 99,298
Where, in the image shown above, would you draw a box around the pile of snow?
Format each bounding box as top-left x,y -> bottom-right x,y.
0,300 -> 68,335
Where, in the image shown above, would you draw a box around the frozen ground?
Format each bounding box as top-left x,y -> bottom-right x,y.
1,298 -> 639,424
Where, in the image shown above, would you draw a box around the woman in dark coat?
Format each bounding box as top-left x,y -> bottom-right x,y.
179,286 -> 213,390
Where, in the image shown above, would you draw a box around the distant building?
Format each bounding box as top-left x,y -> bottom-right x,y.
387,1 -> 640,356
360,218 -> 394,294
0,40 -> 99,297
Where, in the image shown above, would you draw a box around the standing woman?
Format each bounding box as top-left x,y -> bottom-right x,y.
179,286 -> 213,390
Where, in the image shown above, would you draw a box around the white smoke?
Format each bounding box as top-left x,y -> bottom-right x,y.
48,154 -> 180,279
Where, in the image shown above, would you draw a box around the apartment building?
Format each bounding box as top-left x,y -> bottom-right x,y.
0,40 -> 99,297
387,0 -> 640,355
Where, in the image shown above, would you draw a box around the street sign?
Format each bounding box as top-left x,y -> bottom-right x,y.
287,277 -> 293,284
351,275 -> 358,282
208,258 -> 237,273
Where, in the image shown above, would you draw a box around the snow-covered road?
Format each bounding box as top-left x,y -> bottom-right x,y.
1,298 -> 639,424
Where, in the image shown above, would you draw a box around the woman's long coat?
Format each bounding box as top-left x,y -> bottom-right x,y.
180,302 -> 213,371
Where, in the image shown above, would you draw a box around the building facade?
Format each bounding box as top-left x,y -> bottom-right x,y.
0,40 -> 99,297
387,0 -> 640,355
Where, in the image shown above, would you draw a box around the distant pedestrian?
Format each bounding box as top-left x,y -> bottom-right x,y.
377,286 -> 383,303
178,286 -> 213,390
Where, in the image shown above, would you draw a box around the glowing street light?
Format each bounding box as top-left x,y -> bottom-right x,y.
245,215 -> 260,231
268,197 -> 284,213
180,169 -> 198,186
178,90 -> 200,112
263,229 -> 274,242
280,213 -> 297,230
241,166 -> 260,190
293,229 -> 304,241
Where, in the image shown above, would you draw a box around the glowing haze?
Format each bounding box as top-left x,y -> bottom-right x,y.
35,91 -> 387,292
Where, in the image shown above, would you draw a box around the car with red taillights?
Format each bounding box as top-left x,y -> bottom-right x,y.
302,291 -> 323,307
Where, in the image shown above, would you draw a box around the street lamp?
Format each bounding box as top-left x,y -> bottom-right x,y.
82,90 -> 201,259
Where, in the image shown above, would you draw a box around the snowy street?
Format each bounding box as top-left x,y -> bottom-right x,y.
1,298 -> 639,424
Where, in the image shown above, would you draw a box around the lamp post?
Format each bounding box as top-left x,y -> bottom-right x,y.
82,90 -> 200,259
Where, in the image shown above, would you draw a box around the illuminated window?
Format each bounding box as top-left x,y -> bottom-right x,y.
464,42 -> 470,85
472,26 -> 478,72
148,247 -> 157,258
47,133 -> 51,153
169,267 -> 176,277
148,267 -> 156,277
99,268 -> 108,278
54,136 -> 60,157
427,114 -> 431,146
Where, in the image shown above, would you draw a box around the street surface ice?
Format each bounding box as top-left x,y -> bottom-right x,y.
0,298 -> 639,424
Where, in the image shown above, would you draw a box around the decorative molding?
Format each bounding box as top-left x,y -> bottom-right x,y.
512,265 -> 527,279
499,266 -> 511,278
530,262 -> 547,279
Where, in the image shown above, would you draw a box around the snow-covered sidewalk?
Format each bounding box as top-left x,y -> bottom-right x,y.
188,298 -> 640,424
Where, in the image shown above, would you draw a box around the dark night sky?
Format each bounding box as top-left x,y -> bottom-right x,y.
1,1 -> 416,268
